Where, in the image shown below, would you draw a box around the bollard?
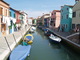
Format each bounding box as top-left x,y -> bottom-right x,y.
4,37 -> 11,52
13,34 -> 17,44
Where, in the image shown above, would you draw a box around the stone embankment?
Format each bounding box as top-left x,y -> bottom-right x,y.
48,28 -> 80,53
0,26 -> 31,60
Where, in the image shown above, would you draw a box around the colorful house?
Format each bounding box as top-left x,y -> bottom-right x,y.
21,11 -> 28,28
15,10 -> 21,30
72,0 -> 80,32
33,19 -> 37,25
42,14 -> 50,27
9,8 -> 16,34
51,10 -> 61,29
0,0 -> 10,36
60,5 -> 73,32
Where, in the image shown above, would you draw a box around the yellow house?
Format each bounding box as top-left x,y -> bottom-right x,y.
0,0 -> 9,36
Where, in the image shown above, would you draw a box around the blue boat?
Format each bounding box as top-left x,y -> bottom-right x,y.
10,45 -> 31,60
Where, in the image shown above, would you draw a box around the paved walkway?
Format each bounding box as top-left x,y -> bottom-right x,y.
48,28 -> 80,44
0,25 -> 31,60
49,28 -> 75,37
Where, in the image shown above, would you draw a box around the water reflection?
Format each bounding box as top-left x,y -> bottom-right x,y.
36,28 -> 46,39
49,42 -> 61,49
25,28 -> 80,60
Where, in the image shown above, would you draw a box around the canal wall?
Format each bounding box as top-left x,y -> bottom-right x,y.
48,29 -> 80,53
0,26 -> 31,60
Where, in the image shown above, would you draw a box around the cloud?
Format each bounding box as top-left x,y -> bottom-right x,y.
26,10 -> 50,18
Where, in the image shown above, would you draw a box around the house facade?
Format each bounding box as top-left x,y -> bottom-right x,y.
60,5 -> 73,32
72,0 -> 80,32
0,0 -> 10,36
51,10 -> 61,29
21,11 -> 28,28
9,8 -> 16,34
15,10 -> 21,30
43,14 -> 50,27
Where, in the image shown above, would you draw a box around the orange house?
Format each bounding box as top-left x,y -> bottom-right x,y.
0,0 -> 9,36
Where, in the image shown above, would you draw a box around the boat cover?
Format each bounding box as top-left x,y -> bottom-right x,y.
24,34 -> 33,40
10,45 -> 31,60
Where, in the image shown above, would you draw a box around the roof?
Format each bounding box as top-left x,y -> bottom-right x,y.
53,10 -> 60,12
0,0 -> 9,6
10,7 -> 16,11
65,5 -> 74,7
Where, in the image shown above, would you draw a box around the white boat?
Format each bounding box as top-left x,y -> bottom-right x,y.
29,28 -> 34,32
49,34 -> 61,43
31,26 -> 36,30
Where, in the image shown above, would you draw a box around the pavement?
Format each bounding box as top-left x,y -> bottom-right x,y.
49,28 -> 80,44
49,28 -> 75,37
0,25 -> 31,60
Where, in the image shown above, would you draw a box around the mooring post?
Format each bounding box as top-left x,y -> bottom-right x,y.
4,37 -> 11,52
13,34 -> 17,44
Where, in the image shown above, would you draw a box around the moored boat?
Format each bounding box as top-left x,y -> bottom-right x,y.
23,34 -> 34,44
49,34 -> 61,43
9,45 -> 31,60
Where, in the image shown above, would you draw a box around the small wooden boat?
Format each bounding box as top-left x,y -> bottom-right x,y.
9,45 -> 31,60
24,34 -> 34,44
49,34 -> 61,43
27,40 -> 33,44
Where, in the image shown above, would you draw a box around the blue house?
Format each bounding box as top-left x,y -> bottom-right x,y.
60,5 -> 73,32
9,8 -> 16,34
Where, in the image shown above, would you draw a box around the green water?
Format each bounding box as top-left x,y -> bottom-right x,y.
25,29 -> 80,60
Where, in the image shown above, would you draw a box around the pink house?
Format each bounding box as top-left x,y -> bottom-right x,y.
51,10 -> 61,29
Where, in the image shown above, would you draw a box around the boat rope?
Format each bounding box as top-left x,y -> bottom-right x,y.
13,34 -> 17,44
4,37 -> 11,52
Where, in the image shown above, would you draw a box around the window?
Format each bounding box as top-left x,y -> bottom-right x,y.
10,11 -> 11,16
54,12 -> 56,14
67,8 -> 68,10
61,16 -> 63,19
0,7 -> 3,15
6,9 -> 7,16
79,13 -> 80,17
72,24 -> 75,29
14,14 -> 16,18
61,10 -> 63,12
52,13 -> 53,15
73,12 -> 76,17
66,14 -> 68,19
65,24 -> 68,28
1,17 -> 2,23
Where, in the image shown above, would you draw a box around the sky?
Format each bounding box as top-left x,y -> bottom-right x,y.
4,0 -> 75,18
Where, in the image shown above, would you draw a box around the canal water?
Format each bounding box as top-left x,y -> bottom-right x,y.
25,28 -> 80,60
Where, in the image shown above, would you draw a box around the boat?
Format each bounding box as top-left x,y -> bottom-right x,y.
44,29 -> 51,36
31,26 -> 36,30
29,28 -> 34,33
23,34 -> 34,44
49,34 -> 61,43
9,45 -> 31,60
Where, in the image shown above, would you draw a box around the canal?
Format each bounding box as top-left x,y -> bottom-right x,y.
25,28 -> 80,60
